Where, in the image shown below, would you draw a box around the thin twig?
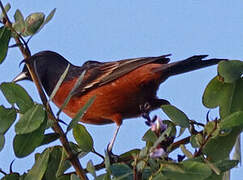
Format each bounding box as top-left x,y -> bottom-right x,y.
133,157 -> 138,180
189,120 -> 205,127
0,2 -> 87,179
8,43 -> 22,48
170,135 -> 191,151
0,2 -> 28,58
92,149 -> 104,160
194,120 -> 218,157
0,169 -> 7,175
9,160 -> 14,173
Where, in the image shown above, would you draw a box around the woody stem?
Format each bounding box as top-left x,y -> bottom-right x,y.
0,2 -> 87,180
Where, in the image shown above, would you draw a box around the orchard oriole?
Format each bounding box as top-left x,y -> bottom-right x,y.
13,51 -> 226,152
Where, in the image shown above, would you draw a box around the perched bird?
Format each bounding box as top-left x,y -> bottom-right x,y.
13,51 -> 226,152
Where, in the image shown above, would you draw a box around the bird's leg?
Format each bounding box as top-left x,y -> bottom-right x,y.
107,125 -> 120,153
106,114 -> 122,161
106,125 -> 120,162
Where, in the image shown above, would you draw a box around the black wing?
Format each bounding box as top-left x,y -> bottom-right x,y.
73,54 -> 171,96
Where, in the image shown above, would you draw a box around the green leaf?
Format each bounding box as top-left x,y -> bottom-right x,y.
0,134 -> 5,151
162,161 -> 212,180
23,13 -> 45,36
44,146 -> 63,180
163,120 -> 177,137
204,160 -> 239,180
190,134 -> 203,148
203,77 -> 243,118
86,160 -> 96,178
56,147 -> 71,177
49,64 -> 70,102
219,112 -> 243,165
214,160 -> 239,172
203,129 -> 240,162
0,26 -> 11,63
0,106 -> 14,152
218,60 -> 243,83
57,175 -> 71,180
13,9 -> 25,33
71,174 -> 79,180
19,173 -> 28,180
202,77 -> 226,109
203,113 -> 241,161
73,124 -> 93,152
67,95 -> 95,132
0,106 -> 16,134
1,173 -> 20,180
44,8 -> 56,25
69,142 -> 88,158
204,121 -> 219,138
119,149 -> 140,159
56,148 -> 71,177
203,77 -> 243,161
151,127 -> 172,150
95,173 -> 111,180
137,161 -> 146,172
233,136 -> 241,163
143,169 -> 153,180
0,82 -> 34,113
110,163 -> 133,179
0,3 -> 11,19
25,148 -> 50,180
220,111 -> 243,130
161,105 -> 190,128
40,133 -> 60,146
14,9 -> 24,24
104,151 -> 111,172
204,159 -> 221,175
13,119 -> 46,158
148,159 -> 160,173
26,8 -> 56,41
180,145 -> 193,158
15,104 -> 46,134
152,173 -> 169,180
142,129 -> 157,144
139,147 -> 148,159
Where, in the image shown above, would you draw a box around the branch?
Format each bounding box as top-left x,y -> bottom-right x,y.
0,2 -> 87,179
68,129 -> 206,175
64,154 -> 134,175
193,120 -> 218,157
170,135 -> 191,151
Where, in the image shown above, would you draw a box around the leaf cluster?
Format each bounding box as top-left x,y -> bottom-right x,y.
0,2 -> 243,180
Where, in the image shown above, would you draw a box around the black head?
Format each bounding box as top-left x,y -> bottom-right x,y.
13,51 -> 72,95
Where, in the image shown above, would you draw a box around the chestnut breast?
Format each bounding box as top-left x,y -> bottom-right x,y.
52,63 -> 162,125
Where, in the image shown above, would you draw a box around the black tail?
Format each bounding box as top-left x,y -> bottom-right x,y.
153,55 -> 227,77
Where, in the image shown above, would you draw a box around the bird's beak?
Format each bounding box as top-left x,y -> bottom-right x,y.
12,64 -> 32,83
12,71 -> 29,82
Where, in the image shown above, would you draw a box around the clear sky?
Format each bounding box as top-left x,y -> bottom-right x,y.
0,0 -> 243,179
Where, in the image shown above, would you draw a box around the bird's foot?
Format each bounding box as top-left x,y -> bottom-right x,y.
144,115 -> 157,126
140,102 -> 157,126
140,102 -> 151,119
106,143 -> 119,163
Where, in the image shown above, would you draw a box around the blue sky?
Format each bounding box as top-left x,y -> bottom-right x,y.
0,0 -> 243,179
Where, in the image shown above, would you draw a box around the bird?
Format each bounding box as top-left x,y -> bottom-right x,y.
13,50 -> 227,153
